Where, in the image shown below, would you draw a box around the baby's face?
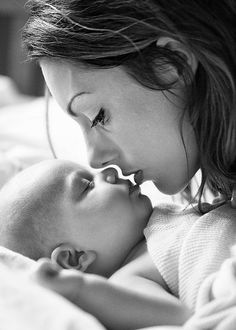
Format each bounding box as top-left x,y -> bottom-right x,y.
14,160 -> 152,273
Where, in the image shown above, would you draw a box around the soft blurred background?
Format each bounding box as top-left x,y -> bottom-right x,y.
0,0 -> 44,101
0,0 -> 89,189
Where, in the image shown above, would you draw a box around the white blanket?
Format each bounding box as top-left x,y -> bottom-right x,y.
0,247 -> 105,330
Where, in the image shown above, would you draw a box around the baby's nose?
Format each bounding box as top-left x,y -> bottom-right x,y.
102,167 -> 119,184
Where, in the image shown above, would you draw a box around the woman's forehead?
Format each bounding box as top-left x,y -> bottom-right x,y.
40,59 -> 96,109
41,58 -> 129,94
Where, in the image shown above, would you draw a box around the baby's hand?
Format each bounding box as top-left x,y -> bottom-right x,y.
211,257 -> 236,300
30,258 -> 85,305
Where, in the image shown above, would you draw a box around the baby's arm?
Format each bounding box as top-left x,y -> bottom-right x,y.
31,245 -> 190,330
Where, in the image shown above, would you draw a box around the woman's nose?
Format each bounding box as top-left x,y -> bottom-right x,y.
87,142 -> 118,169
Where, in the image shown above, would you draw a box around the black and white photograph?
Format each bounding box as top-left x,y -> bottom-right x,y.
0,1 -> 236,329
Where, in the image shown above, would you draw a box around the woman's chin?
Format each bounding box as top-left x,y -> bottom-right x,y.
153,180 -> 184,195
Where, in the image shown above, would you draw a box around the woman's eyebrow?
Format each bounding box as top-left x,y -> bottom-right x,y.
67,92 -> 87,116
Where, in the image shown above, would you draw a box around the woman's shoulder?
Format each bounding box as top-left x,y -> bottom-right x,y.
209,201 -> 236,218
150,201 -> 236,221
152,202 -> 199,215
147,202 -> 200,229
191,202 -> 236,235
145,201 -> 236,240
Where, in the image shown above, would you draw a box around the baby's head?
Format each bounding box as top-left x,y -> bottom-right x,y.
0,160 -> 152,276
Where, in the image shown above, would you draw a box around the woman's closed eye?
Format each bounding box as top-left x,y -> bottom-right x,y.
91,108 -> 108,128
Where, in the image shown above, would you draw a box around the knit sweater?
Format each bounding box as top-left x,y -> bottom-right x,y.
144,202 -> 236,312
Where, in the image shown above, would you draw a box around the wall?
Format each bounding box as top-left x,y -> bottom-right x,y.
0,0 -> 44,96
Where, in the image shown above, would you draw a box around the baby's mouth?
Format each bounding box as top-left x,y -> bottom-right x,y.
129,184 -> 141,195
127,179 -> 141,195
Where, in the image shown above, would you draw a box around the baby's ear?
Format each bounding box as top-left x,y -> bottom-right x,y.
51,243 -> 96,272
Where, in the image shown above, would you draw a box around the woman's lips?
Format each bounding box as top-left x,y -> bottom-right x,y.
121,169 -> 144,185
134,170 -> 143,185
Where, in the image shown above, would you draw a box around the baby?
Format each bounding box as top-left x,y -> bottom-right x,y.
0,159 -> 152,274
0,159 -> 235,330
0,159 -> 189,329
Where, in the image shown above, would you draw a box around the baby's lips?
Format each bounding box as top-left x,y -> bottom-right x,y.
129,183 -> 141,195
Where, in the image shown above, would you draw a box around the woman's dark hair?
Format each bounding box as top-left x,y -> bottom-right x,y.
22,0 -> 236,210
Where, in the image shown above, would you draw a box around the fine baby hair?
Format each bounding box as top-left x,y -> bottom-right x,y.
22,0 -> 236,207
0,162 -> 63,261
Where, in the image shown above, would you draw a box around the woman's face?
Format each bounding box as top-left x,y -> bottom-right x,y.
41,59 -> 199,194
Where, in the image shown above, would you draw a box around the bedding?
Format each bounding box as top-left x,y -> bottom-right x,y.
183,273 -> 236,330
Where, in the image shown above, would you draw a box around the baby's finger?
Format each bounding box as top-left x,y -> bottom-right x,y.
30,258 -> 61,281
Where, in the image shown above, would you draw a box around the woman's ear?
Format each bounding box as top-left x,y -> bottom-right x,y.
51,243 -> 97,272
156,36 -> 198,77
